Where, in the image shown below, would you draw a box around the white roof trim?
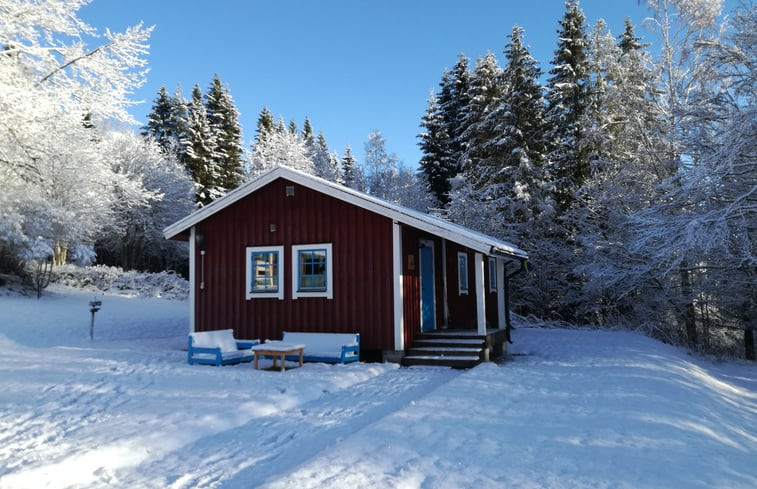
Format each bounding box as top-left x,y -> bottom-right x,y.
163,166 -> 528,260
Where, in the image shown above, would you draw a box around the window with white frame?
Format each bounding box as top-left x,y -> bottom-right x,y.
245,245 -> 284,300
458,251 -> 469,295
488,257 -> 498,293
292,243 -> 333,299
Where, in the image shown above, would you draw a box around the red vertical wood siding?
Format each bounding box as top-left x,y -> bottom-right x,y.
444,242 -> 500,329
446,242 -> 473,329
400,226 -> 421,348
193,178 -> 394,350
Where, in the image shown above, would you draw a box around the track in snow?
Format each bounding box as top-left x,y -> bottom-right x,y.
120,366 -> 461,489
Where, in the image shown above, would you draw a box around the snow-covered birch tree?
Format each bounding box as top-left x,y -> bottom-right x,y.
95,131 -> 194,271
0,0 -> 152,274
629,1 -> 755,355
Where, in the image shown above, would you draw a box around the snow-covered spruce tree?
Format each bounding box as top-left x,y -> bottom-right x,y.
630,1 -> 755,356
95,131 -> 194,271
341,145 -> 365,191
315,132 -> 341,182
255,106 -> 276,144
483,25 -> 548,223
302,123 -> 340,183
274,116 -> 287,133
141,86 -> 176,152
544,0 -> 591,213
205,74 -> 244,194
458,52 -> 504,190
141,84 -> 190,164
418,90 -> 453,208
301,117 -> 314,141
440,54 -> 471,172
418,54 -> 471,208
169,85 -> 191,165
185,84 -> 221,206
248,122 -> 315,178
0,0 -> 152,275
618,17 -> 646,54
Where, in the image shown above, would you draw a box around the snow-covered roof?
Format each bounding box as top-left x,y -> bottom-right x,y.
163,166 -> 528,261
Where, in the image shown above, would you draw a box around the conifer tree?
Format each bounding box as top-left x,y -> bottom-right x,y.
170,84 -> 190,165
142,86 -> 177,153
307,130 -> 338,181
486,25 -> 548,222
185,84 -> 219,206
275,117 -> 286,133
301,117 -> 313,141
316,131 -> 340,182
544,0 -> 591,212
618,17 -> 646,53
459,51 -> 504,189
341,145 -> 362,190
255,107 -> 275,144
441,54 -> 471,167
418,54 -> 472,208
418,90 -> 453,207
205,74 -> 244,193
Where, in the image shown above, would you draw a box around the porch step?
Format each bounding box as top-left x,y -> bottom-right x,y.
408,347 -> 482,354
402,334 -> 487,368
402,354 -> 481,369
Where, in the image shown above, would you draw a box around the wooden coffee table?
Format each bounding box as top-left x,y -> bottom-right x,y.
251,341 -> 305,371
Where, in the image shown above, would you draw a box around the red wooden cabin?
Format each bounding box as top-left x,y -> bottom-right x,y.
164,166 -> 528,362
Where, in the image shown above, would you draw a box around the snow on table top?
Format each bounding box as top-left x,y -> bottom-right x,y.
251,341 -> 305,352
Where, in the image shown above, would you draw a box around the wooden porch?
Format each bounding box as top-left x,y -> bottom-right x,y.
401,328 -> 508,368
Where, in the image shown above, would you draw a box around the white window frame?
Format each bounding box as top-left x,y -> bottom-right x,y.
245,245 -> 284,300
292,243 -> 333,299
488,257 -> 498,293
458,251 -> 469,295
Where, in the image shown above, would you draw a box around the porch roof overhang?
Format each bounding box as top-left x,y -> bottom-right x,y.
163,166 -> 528,262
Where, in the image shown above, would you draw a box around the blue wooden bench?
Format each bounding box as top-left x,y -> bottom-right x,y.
281,331 -> 360,364
188,329 -> 260,366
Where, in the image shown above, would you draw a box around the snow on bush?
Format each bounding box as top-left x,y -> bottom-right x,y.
50,264 -> 189,300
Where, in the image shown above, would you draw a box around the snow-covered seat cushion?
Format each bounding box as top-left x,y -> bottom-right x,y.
281,331 -> 360,363
188,329 -> 259,366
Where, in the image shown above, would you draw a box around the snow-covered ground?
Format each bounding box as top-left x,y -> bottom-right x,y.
1,285 -> 755,489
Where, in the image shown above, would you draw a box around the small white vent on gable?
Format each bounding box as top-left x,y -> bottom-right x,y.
285,185 -> 295,197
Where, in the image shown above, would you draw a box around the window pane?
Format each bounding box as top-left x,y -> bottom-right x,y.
298,249 -> 327,291
251,251 -> 278,292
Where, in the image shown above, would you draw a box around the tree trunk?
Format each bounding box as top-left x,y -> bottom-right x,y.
679,265 -> 698,347
53,242 -> 67,267
745,329 -> 755,361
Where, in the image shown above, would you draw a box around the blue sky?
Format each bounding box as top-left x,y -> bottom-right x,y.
81,1 -> 658,168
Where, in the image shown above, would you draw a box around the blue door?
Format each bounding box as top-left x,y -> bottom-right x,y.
419,242 -> 436,332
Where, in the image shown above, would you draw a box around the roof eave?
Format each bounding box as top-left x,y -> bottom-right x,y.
162,166 -> 529,261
